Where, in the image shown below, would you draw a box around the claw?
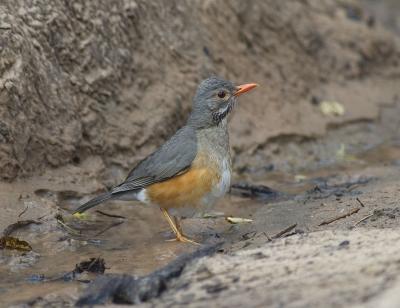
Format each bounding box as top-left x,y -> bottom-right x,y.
166,235 -> 200,245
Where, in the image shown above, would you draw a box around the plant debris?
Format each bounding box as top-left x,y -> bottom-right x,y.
2,220 -> 42,237
18,205 -> 29,217
95,210 -> 126,219
73,212 -> 88,220
319,100 -> 345,116
271,224 -> 297,239
318,207 -> 361,226
0,236 -> 32,252
94,220 -> 124,236
353,208 -> 400,227
226,217 -> 253,224
356,197 -> 365,207
203,212 -> 225,219
75,257 -> 106,275
56,214 -> 81,235
62,257 -> 106,282
354,213 -> 374,226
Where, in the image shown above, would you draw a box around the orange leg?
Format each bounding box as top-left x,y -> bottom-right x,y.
174,216 -> 182,234
160,208 -> 199,245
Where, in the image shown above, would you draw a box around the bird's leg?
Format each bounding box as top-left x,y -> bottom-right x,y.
174,216 -> 183,234
160,208 -> 199,245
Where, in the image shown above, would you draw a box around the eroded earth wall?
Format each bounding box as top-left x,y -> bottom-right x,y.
0,0 -> 399,180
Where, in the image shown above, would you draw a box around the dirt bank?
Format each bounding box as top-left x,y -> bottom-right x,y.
1,0 -> 399,181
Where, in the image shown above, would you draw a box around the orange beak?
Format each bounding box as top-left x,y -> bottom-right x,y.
234,83 -> 258,96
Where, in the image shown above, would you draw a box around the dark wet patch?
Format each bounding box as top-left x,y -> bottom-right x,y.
230,182 -> 285,202
356,208 -> 400,226
251,252 -> 269,260
26,274 -> 46,283
301,176 -> 374,201
34,188 -> 84,210
27,258 -> 106,284
203,283 -> 229,294
372,208 -> 400,219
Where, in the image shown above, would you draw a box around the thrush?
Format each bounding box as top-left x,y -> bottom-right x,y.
74,77 -> 258,244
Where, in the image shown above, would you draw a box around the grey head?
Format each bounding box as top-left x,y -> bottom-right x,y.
187,77 -> 258,129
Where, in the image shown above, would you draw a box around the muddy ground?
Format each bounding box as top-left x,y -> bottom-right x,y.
1,0 -> 400,307
1,104 -> 400,307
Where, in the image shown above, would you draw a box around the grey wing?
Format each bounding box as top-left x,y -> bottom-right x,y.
111,126 -> 197,195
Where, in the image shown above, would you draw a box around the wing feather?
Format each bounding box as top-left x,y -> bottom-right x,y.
110,126 -> 197,195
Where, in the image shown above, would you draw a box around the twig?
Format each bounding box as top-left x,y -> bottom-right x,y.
354,213 -> 374,226
262,231 -> 272,241
56,215 -> 81,236
356,198 -> 365,207
18,205 -> 29,217
95,210 -> 126,219
95,220 -> 124,236
318,207 -> 360,226
271,223 -> 297,239
3,220 -> 42,236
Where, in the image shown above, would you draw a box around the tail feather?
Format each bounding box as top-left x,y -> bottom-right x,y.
73,191 -> 112,214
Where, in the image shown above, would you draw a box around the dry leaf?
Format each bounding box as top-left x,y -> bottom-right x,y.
73,212 -> 88,220
226,216 -> 253,224
0,236 -> 32,252
294,174 -> 307,182
320,101 -> 345,116
203,212 -> 225,218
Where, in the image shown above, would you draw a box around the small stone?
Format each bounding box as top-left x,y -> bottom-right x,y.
0,23 -> 11,29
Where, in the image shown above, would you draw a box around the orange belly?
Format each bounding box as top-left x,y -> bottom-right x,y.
146,166 -> 220,209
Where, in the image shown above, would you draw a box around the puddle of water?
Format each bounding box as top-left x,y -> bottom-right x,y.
0,182 -> 256,306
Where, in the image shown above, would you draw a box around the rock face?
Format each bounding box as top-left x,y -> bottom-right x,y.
0,0 -> 399,180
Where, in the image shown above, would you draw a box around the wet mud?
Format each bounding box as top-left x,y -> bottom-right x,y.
1,102 -> 400,306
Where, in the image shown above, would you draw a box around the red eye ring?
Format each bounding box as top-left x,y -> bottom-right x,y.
218,90 -> 226,98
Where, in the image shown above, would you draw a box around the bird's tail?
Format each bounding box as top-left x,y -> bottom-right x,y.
73,191 -> 112,214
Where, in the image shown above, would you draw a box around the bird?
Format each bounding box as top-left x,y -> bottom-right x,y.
73,77 -> 258,244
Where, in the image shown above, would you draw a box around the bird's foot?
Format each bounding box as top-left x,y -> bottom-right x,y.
166,234 -> 200,245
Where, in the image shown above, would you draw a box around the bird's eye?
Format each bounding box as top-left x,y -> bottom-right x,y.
217,90 -> 226,98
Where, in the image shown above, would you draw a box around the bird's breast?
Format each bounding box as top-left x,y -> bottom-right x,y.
208,157 -> 231,198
